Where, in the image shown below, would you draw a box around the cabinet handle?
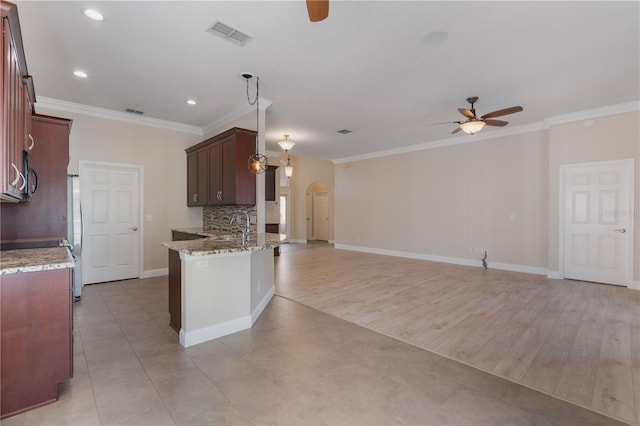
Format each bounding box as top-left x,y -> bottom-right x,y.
217,190 -> 222,201
27,134 -> 34,150
10,163 -> 25,190
28,168 -> 39,194
193,193 -> 198,202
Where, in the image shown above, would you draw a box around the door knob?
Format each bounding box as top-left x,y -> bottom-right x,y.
130,226 -> 138,231
613,228 -> 626,233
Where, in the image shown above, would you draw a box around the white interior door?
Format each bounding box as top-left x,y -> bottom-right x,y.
562,160 -> 634,286
313,191 -> 330,241
306,192 -> 312,240
81,162 -> 141,284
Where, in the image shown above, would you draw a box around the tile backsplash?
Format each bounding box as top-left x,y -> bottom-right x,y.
203,205 -> 257,234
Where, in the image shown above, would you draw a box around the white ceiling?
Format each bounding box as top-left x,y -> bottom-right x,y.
14,1 -> 640,161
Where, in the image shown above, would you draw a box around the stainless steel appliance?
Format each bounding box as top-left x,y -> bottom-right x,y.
67,175 -> 82,301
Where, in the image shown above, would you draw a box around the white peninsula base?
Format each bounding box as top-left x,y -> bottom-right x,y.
177,248 -> 274,348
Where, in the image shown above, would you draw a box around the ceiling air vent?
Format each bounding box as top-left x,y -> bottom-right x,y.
207,20 -> 253,46
337,129 -> 352,134
125,108 -> 144,115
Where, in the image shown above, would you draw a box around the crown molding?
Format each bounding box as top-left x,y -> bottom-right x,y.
333,101 -> 640,165
35,96 -> 204,135
543,100 -> 640,126
202,97 -> 273,136
333,121 -> 548,164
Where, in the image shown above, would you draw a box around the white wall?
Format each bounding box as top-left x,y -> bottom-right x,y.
335,110 -> 639,284
36,106 -> 203,274
335,130 -> 549,270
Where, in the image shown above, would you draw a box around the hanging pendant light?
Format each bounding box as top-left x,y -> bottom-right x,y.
277,134 -> 295,178
243,73 -> 268,174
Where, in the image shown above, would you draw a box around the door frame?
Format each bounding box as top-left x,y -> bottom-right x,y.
79,160 -> 144,283
558,158 -> 634,287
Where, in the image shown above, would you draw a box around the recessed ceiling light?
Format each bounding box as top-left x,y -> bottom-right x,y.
73,70 -> 88,78
187,99 -> 197,105
83,9 -> 104,21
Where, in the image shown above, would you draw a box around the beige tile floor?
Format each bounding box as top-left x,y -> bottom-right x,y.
1,255 -> 628,425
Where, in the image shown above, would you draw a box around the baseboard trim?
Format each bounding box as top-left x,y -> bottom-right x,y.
546,270 -> 562,279
290,239 -> 308,244
252,285 -> 275,324
630,280 -> 640,291
334,244 -> 548,276
141,268 -> 168,278
180,316 -> 252,348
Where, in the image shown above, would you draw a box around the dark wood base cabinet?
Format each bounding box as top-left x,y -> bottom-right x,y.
1,268 -> 73,419
168,249 -> 181,333
265,223 -> 280,256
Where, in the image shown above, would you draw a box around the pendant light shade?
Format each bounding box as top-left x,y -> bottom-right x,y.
248,153 -> 268,174
277,135 -> 296,151
278,134 -> 295,178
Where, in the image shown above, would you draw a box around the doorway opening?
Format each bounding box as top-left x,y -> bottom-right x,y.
306,181 -> 330,242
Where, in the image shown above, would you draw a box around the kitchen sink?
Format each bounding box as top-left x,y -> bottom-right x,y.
210,235 -> 237,241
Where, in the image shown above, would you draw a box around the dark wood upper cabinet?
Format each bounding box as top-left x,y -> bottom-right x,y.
265,165 -> 278,201
1,2 -> 35,203
186,127 -> 256,206
1,115 -> 71,242
186,150 -> 198,205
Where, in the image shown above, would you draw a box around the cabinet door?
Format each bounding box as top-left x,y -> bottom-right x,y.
0,18 -> 24,202
186,151 -> 198,206
265,166 -> 277,201
1,268 -> 72,418
220,137 -> 236,204
196,148 -> 209,206
208,142 -> 222,204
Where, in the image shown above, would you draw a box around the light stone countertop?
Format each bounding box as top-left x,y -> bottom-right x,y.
163,229 -> 284,256
0,247 -> 75,275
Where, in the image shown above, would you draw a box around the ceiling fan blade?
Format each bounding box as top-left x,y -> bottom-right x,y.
427,120 -> 461,126
306,0 -> 329,22
458,108 -> 475,119
481,106 -> 523,119
451,126 -> 463,134
484,119 -> 509,127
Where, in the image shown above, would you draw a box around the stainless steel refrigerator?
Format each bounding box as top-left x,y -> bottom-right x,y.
67,175 -> 83,301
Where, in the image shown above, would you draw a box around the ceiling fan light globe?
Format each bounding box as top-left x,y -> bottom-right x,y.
460,120 -> 485,135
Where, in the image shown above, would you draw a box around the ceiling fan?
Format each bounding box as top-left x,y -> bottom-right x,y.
306,0 -> 329,22
431,97 -> 523,135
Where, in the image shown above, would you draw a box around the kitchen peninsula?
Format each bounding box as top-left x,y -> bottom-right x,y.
162,229 -> 282,348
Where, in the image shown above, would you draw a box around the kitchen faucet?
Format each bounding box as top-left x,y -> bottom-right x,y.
229,211 -> 251,244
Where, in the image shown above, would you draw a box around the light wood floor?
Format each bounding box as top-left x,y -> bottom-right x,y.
275,242 -> 640,425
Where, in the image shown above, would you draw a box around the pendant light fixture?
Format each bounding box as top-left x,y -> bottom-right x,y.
277,134 -> 295,178
243,73 -> 268,174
